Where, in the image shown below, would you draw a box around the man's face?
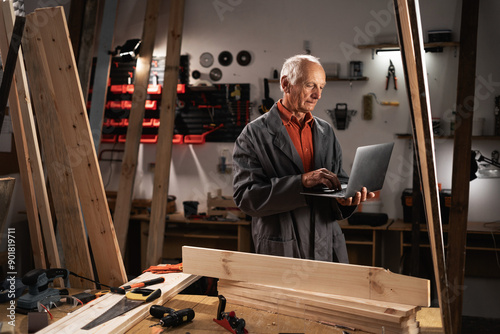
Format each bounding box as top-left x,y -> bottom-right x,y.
285,62 -> 326,114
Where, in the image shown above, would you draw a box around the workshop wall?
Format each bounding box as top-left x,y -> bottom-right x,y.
99,0 -> 499,222
9,0 -> 499,224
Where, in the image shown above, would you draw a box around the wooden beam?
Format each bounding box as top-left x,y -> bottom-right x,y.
76,0 -> 100,103
0,1 -> 60,270
146,0 -> 185,268
393,0 -> 451,332
67,0 -> 86,57
114,0 -> 161,256
23,13 -> 94,288
447,1 -> 480,333
36,272 -> 199,334
0,3 -> 45,269
88,0 -> 118,150
183,246 -> 430,306
34,7 -> 127,287
0,177 -> 15,230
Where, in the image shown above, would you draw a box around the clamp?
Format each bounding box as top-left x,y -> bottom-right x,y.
213,295 -> 248,334
385,60 -> 397,90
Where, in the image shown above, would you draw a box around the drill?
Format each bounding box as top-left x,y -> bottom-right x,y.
149,304 -> 195,328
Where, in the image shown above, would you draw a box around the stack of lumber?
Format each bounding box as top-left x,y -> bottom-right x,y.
218,280 -> 420,334
183,246 -> 431,334
37,271 -> 200,334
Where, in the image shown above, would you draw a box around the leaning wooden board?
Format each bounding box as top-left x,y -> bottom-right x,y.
37,272 -> 200,334
183,246 -> 430,307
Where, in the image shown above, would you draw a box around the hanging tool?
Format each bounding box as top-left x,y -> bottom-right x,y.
16,268 -> 69,313
149,305 -> 195,328
366,93 -> 400,106
326,103 -> 357,130
110,277 -> 165,294
81,288 -> 162,330
385,60 -> 397,90
213,295 -> 248,334
258,78 -> 274,114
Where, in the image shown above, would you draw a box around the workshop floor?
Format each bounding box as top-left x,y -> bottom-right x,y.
462,316 -> 500,333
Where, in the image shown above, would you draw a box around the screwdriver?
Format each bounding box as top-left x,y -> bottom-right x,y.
149,305 -> 195,328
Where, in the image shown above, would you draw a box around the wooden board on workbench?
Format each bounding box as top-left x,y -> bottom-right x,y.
182,246 -> 430,306
37,272 -> 200,334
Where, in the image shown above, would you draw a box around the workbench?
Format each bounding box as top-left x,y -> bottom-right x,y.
130,213 -> 252,271
1,293 -> 444,333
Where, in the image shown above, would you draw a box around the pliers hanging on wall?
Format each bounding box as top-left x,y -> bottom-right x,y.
385,60 -> 397,90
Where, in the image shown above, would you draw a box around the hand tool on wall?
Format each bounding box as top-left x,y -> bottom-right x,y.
385,60 -> 397,90
149,304 -> 195,328
16,268 -> 69,312
213,295 -> 248,334
81,288 -> 162,330
258,78 -> 274,114
326,103 -> 357,130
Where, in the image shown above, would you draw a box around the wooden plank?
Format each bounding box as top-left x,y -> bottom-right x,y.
67,0 -> 86,57
88,0 -> 118,149
76,0 -> 100,103
114,0 -> 161,255
220,290 -> 419,334
34,7 -> 127,287
37,272 -> 200,334
218,280 -> 419,320
0,177 -> 15,230
393,0 -> 451,332
0,3 -> 45,269
22,13 -> 94,289
0,0 -> 61,270
183,246 -> 430,306
146,0 -> 185,268
447,1 -> 479,333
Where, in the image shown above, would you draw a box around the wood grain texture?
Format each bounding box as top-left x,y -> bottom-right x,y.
183,246 -> 430,306
393,0 -> 451,332
0,1 -> 45,268
22,12 -> 94,288
34,6 -> 127,287
36,272 -> 200,334
147,0 -> 185,268
114,0 -> 161,255
1,0 -> 61,269
447,1 -> 479,333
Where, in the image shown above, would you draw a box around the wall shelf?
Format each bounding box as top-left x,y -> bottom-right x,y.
356,41 -> 460,58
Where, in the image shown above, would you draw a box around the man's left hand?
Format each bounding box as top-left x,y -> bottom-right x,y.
336,187 -> 375,206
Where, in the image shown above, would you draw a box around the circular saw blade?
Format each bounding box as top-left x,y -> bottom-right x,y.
200,52 -> 214,68
218,51 -> 233,66
236,50 -> 251,66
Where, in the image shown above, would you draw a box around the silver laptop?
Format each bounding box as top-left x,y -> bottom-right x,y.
301,142 -> 394,198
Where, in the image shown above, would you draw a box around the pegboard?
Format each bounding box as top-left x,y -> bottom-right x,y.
93,57 -> 251,143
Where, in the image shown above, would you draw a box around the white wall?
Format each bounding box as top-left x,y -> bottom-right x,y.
12,0 -> 499,223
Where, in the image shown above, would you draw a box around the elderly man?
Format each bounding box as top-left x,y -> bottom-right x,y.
232,54 -> 374,263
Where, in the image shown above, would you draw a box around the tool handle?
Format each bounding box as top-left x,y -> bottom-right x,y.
129,277 -> 165,289
126,288 -> 162,302
217,295 -> 226,320
394,76 -> 398,90
150,305 -> 175,319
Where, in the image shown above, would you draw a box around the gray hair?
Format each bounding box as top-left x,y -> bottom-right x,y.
280,54 -> 322,92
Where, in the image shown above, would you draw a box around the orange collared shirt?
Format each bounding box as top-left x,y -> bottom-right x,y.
277,100 -> 314,172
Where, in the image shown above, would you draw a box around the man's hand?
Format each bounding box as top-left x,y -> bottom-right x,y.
301,168 -> 342,190
336,187 -> 375,206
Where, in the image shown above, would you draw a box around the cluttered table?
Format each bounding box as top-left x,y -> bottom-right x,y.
2,292 -> 443,333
